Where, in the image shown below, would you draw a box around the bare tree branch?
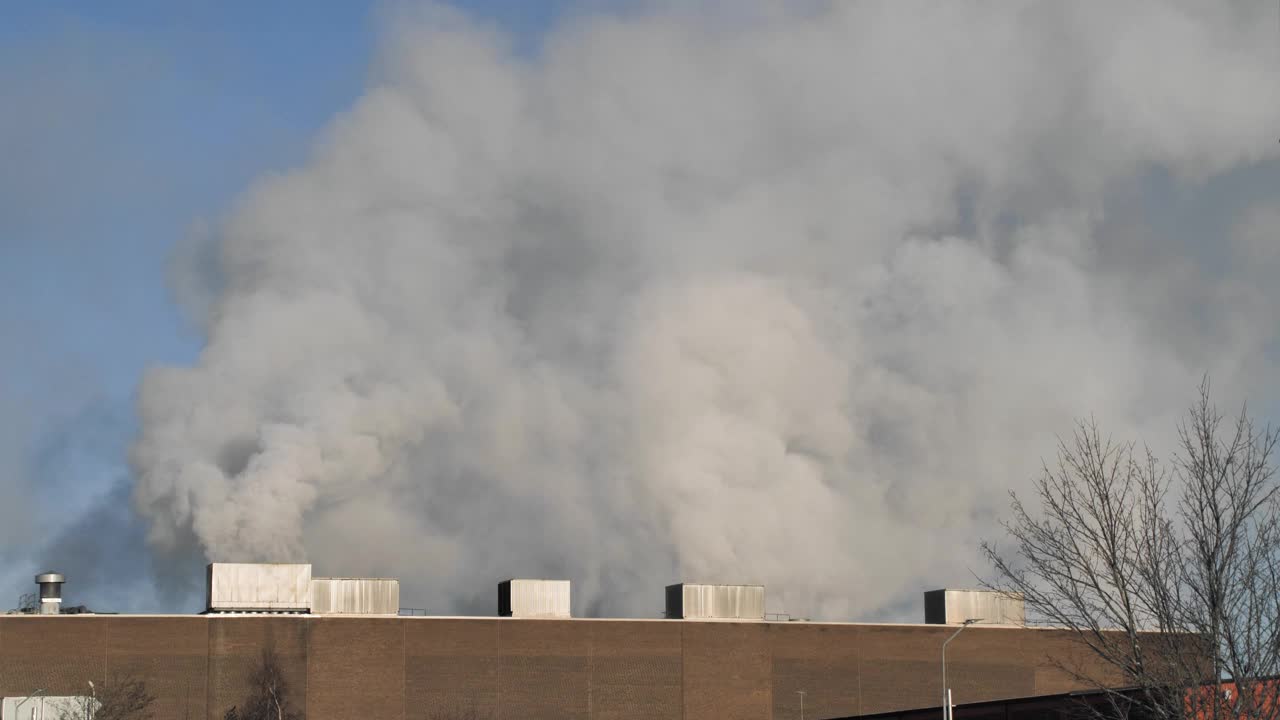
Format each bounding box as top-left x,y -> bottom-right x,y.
224,647 -> 302,720
983,378 -> 1280,720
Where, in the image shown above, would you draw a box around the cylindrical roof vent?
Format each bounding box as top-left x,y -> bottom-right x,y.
35,572 -> 65,615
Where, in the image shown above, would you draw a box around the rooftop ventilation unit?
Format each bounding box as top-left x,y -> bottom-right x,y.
923,589 -> 1025,626
311,577 -> 400,615
206,563 -> 312,613
35,572 -> 64,615
499,579 -> 571,618
665,583 -> 765,620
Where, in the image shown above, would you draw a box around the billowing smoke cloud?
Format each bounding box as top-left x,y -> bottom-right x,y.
132,0 -> 1280,619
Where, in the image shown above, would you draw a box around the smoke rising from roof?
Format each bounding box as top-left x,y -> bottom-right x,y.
132,1 -> 1280,619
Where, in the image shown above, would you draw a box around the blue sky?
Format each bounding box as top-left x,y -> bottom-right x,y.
2,1 -> 573,400
0,0 -> 581,610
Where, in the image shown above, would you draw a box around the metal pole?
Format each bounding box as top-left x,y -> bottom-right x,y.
15,689 -> 46,720
796,690 -> 807,720
942,619 -> 982,720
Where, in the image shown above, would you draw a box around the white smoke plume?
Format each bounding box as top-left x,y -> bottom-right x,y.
132,0 -> 1280,619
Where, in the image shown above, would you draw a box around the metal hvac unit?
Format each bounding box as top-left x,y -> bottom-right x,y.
665,583 -> 765,620
205,563 -> 312,613
311,577 -> 400,615
498,579 -> 571,618
924,589 -> 1025,626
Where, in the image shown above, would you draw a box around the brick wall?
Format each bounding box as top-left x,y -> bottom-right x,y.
0,616 -> 1115,720
208,616 -> 309,718
406,619 -> 499,718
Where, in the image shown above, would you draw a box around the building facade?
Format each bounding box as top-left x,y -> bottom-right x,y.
0,614 -> 1120,720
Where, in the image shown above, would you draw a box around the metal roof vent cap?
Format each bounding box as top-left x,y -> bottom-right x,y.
35,572 -> 65,615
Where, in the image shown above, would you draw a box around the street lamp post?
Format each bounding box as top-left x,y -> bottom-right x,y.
796,690 -> 807,720
14,689 -> 46,720
88,680 -> 96,720
941,618 -> 982,720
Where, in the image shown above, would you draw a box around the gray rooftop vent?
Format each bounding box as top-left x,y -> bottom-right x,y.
35,572 -> 64,615
311,577 -> 400,615
924,589 -> 1025,626
206,563 -> 312,613
499,579 -> 571,618
666,583 -> 764,620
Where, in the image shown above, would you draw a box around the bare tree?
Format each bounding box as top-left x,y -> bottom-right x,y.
984,380 -> 1280,720
58,676 -> 155,720
224,648 -> 302,720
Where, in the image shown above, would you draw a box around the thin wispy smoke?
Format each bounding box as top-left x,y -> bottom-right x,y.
132,1 -> 1280,619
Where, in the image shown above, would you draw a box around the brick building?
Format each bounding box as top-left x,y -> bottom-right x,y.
0,614 -> 1119,720
0,570 -> 1127,719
